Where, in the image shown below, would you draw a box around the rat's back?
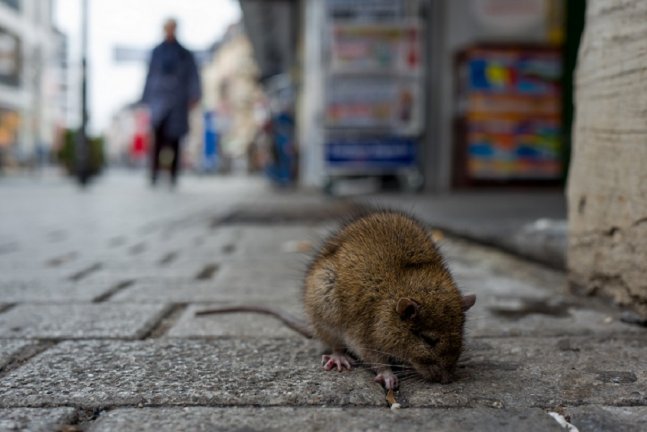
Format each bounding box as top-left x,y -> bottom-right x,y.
334,211 -> 442,271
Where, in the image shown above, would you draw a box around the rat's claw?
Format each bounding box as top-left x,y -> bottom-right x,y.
374,369 -> 399,390
321,353 -> 353,372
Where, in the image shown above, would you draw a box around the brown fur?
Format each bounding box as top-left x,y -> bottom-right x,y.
304,210 -> 474,384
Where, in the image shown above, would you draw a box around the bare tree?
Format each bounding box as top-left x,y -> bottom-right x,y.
568,0 -> 647,318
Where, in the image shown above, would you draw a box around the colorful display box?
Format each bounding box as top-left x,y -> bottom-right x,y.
455,45 -> 563,183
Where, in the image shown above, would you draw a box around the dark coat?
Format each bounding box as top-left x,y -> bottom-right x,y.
142,40 -> 201,139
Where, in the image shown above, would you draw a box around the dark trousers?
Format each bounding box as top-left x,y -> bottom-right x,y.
150,118 -> 180,184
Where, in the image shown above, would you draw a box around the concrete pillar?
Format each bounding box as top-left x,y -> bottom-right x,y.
567,0 -> 647,317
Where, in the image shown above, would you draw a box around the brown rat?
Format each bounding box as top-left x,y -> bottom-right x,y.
197,209 -> 475,390
304,210 -> 475,388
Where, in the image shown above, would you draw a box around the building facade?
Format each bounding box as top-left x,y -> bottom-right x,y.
0,0 -> 65,169
197,23 -> 265,171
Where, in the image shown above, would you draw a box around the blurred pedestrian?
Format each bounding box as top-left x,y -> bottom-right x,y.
142,18 -> 201,186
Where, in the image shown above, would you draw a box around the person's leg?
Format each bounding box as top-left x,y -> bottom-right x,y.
169,137 -> 180,185
150,124 -> 165,185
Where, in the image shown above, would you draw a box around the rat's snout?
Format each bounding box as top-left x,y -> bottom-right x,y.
412,363 -> 455,384
438,370 -> 455,384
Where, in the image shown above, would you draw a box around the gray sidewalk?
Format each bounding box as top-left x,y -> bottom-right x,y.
0,171 -> 644,431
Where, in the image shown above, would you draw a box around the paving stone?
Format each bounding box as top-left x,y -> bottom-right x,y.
197,225 -> 329,261
232,226 -> 326,257
0,279 -> 116,303
401,336 -> 647,408
0,260 -> 106,283
441,238 -> 565,290
89,407 -> 563,432
108,279 -> 238,303
467,301 -> 643,338
455,273 -> 544,297
564,405 -> 647,432
213,260 -> 306,292
0,408 -> 76,432
86,267 -> 202,284
2,172 -> 645,430
219,198 -> 355,225
440,239 -> 643,337
0,339 -> 382,408
0,340 -> 31,369
110,277 -> 301,303
2,336 -> 645,410
0,304 -> 170,339
167,302 -> 306,338
184,226 -> 244,252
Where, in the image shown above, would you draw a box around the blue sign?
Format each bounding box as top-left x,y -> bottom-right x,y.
326,136 -> 416,168
203,111 -> 218,171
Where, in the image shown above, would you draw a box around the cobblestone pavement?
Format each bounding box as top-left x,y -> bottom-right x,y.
0,172 -> 645,431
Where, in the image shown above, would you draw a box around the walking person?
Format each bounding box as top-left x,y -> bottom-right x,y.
142,18 -> 201,186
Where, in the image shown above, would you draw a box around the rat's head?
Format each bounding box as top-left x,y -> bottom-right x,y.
376,276 -> 476,384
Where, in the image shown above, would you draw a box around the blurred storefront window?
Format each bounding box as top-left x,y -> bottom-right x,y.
0,27 -> 21,87
0,0 -> 20,11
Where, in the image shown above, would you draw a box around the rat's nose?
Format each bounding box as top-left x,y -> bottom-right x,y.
439,370 -> 454,384
415,364 -> 450,383
420,365 -> 454,384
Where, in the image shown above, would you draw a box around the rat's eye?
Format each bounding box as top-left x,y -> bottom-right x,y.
421,334 -> 439,348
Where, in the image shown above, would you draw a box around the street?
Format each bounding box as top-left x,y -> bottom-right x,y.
0,171 -> 645,431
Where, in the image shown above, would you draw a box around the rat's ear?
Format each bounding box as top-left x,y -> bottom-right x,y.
396,297 -> 420,321
461,293 -> 476,311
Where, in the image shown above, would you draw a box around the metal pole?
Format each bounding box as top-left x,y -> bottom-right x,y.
76,0 -> 89,185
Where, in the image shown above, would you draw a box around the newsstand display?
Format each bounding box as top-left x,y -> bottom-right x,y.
454,44 -> 563,186
322,0 -> 424,191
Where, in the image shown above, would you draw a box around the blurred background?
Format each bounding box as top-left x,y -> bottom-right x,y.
0,0 -> 585,193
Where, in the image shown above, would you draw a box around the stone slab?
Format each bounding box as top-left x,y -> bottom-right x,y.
0,304 -> 170,339
89,407 -> 563,432
167,302 -> 306,338
0,260 -> 106,283
439,238 -> 643,337
0,279 -> 116,303
441,238 -> 566,292
232,226 -> 325,257
1,336 -> 645,409
564,405 -> 647,432
213,260 -> 306,292
86,267 -> 204,284
110,277 -> 301,303
108,279 -> 239,303
218,198 -> 353,225
90,255 -> 305,285
401,336 -> 647,408
0,339 -> 382,408
0,408 -> 76,432
0,340 -> 31,369
467,300 -> 643,338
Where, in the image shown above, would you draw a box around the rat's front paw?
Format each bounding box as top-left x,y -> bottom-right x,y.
374,369 -> 398,389
321,352 -> 353,372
